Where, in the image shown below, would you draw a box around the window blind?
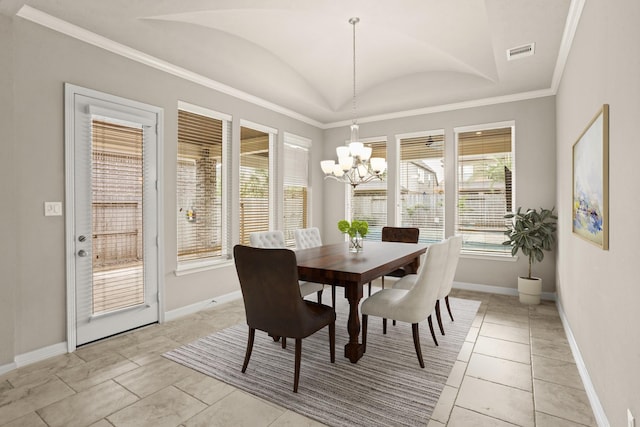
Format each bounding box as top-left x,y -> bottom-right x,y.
351,140 -> 387,240
456,126 -> 513,254
177,109 -> 225,263
399,133 -> 445,243
240,126 -> 270,245
91,119 -> 145,314
283,135 -> 310,247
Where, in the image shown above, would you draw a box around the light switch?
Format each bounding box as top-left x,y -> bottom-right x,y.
44,201 -> 63,216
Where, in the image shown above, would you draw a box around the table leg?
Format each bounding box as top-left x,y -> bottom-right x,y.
344,282 -> 365,363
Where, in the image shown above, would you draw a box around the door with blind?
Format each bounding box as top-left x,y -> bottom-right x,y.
66,85 -> 161,346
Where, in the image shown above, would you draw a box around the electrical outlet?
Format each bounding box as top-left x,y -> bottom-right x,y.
629,409 -> 636,427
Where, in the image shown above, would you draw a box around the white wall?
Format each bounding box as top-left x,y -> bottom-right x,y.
556,0 -> 640,425
322,96 -> 557,292
1,16 -> 323,360
0,14 -> 17,366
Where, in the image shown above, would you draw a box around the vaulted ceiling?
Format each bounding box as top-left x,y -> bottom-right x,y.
5,0 -> 578,126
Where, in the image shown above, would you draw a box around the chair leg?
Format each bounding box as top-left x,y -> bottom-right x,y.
435,300 -> 445,336
293,338 -> 302,393
282,337 -> 287,349
317,289 -> 323,305
381,276 -> 385,289
362,314 -> 368,353
427,315 -> 439,346
445,295 -> 454,321
393,319 -> 396,326
331,285 -> 336,309
411,323 -> 425,368
383,318 -> 387,334
329,321 -> 336,362
368,281 -> 372,296
242,327 -> 255,373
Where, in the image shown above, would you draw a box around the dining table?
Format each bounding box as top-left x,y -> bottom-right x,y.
295,240 -> 428,363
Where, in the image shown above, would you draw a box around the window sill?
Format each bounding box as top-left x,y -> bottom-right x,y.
175,258 -> 234,276
460,252 -> 518,262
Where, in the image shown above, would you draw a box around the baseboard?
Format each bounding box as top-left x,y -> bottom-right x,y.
0,361 -> 17,376
453,281 -> 557,301
557,301 -> 609,427
14,342 -> 67,368
164,290 -> 242,322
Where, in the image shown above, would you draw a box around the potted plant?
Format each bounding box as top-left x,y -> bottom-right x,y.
503,207 -> 557,304
338,219 -> 369,252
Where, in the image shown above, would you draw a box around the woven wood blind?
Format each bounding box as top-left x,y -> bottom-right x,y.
177,110 -> 224,262
240,128 -> 270,245
91,120 -> 145,314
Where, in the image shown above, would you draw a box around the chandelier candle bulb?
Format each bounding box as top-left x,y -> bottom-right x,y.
336,146 -> 350,158
321,160 -> 336,174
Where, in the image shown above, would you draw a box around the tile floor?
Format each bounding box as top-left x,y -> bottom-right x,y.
0,287 -> 597,427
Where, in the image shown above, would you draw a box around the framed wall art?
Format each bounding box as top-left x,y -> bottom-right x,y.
572,104 -> 609,250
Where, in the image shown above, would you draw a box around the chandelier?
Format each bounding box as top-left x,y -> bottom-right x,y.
320,17 -> 387,188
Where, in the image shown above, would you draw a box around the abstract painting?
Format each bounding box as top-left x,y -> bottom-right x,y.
572,104 -> 609,250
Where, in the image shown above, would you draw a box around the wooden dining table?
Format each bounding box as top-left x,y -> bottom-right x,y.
295,240 -> 428,363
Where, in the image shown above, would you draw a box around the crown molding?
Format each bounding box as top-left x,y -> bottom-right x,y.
15,5 -> 324,128
324,88 -> 556,129
551,0 -> 586,93
16,2 -> 583,130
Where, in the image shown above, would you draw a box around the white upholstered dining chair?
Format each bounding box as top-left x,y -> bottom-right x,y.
294,227 -> 334,308
249,230 -> 325,303
393,235 -> 463,336
294,227 -> 322,249
361,238 -> 450,368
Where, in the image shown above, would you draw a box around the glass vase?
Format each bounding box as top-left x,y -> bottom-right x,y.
349,235 -> 364,253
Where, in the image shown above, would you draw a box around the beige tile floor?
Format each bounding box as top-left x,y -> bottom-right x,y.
0,287 -> 597,427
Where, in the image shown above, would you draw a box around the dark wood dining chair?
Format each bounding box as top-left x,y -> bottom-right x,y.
233,244 -> 336,393
249,230 -> 325,304
368,226 -> 420,296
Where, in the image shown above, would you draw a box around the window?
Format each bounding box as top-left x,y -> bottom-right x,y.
176,104 -> 231,265
455,124 -> 514,254
283,133 -> 310,247
350,139 -> 387,240
398,132 -> 445,243
239,123 -> 274,245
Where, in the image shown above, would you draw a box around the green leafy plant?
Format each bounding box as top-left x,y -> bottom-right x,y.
337,219 -> 369,238
503,207 -> 557,279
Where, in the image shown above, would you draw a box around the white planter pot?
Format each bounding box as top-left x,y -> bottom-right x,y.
518,276 -> 542,305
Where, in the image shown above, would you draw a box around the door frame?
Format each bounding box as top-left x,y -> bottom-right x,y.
64,83 -> 165,352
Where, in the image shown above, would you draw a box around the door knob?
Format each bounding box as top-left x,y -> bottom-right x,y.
78,250 -> 88,257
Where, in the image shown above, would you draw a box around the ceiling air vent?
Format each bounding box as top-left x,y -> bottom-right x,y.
507,43 -> 535,61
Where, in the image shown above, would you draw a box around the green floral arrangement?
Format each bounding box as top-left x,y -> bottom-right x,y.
338,219 -> 369,238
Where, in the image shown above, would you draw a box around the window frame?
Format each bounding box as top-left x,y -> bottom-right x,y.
395,130 -> 446,244
175,101 -> 232,275
282,132 -> 311,247
238,119 -> 277,245
453,120 -> 515,257
346,136 -> 388,241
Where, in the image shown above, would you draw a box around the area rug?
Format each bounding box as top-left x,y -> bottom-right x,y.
164,297 -> 480,427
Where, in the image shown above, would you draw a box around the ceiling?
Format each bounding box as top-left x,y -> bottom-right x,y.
5,0 -> 578,126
